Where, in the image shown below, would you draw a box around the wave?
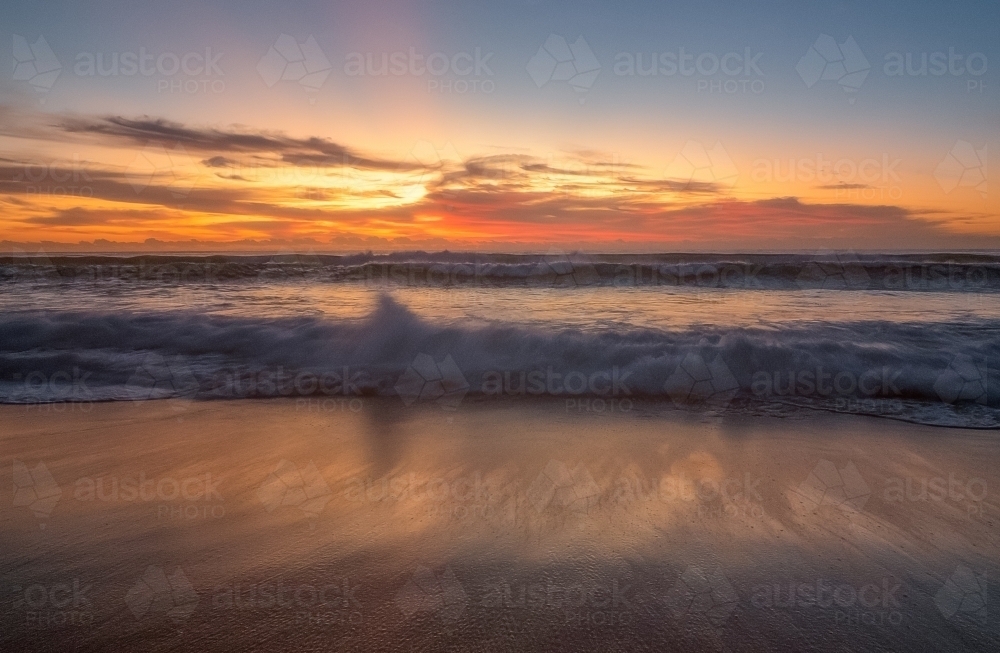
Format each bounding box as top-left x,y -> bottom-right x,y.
2,252 -> 999,291
1,296 -> 997,428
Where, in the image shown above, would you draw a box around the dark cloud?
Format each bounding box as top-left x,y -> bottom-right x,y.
61,116 -> 423,172
451,155 -> 721,195
202,156 -> 236,168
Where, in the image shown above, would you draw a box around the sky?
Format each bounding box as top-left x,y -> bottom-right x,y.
0,0 -> 996,252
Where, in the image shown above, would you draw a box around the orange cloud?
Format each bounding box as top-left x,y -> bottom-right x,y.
1,110 -> 996,251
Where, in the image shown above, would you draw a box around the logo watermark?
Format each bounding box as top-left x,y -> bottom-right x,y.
527,34 -> 600,103
796,35 -> 870,101
12,35 -> 61,98
934,141 -> 987,198
124,353 -> 199,408
665,141 -> 738,190
124,142 -> 200,196
789,460 -> 870,514
395,354 -> 469,410
935,566 -> 987,626
257,460 -> 333,523
395,565 -> 468,623
795,251 -> 871,289
525,460 -> 600,515
934,355 -> 988,405
664,566 -> 738,628
125,566 -> 198,622
12,460 -> 62,529
663,352 -> 739,408
258,35 -> 332,100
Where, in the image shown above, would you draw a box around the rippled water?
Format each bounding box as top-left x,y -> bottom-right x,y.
2,279 -> 998,328
2,255 -> 998,427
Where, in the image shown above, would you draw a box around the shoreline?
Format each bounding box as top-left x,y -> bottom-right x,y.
4,393 -> 999,430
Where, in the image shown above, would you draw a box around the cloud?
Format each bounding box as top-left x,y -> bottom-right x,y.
202,156 -> 236,168
61,116 -> 423,172
451,154 -> 719,195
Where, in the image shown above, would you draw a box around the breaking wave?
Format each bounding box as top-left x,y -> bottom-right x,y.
2,252 -> 999,291
1,295 -> 997,428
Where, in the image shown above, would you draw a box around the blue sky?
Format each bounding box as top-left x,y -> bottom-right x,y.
0,0 -> 995,250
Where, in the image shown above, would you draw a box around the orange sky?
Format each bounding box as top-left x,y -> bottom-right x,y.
1,107 -> 995,252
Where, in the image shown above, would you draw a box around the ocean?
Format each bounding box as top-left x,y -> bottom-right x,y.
4,251 -> 999,652
2,251 -> 998,428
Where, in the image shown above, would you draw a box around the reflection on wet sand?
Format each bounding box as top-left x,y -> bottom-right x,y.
2,398 -> 997,651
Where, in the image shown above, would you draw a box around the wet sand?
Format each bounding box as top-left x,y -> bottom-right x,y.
2,398 -> 998,651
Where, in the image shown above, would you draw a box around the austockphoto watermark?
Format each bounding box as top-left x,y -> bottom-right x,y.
358,262 -> 508,288
357,260 -> 573,289
425,152 -> 632,185
479,366 -> 635,413
356,260 -> 768,291
202,155 -> 358,186
564,396 -> 633,414
344,47 -> 495,94
610,261 -> 764,289
207,366 -> 366,411
73,47 -> 225,93
614,47 -> 765,94
751,577 -> 904,627
74,471 -> 226,520
11,156 -> 94,198
344,471 -> 497,521
10,580 -> 94,628
751,154 -> 903,200
481,576 -> 636,627
877,263 -> 991,291
751,365 -> 904,414
612,471 -> 765,520
0,258 -> 264,285
883,48 -> 987,93
6,368 -> 94,409
883,473 -> 988,519
212,577 -> 363,627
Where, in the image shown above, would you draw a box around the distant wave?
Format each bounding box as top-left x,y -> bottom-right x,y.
1,252 -> 999,291
1,295 -> 997,428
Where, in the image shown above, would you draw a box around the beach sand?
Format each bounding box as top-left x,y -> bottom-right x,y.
2,398 -> 997,651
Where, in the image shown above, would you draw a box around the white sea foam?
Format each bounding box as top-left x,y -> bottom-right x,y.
1,295 -> 996,427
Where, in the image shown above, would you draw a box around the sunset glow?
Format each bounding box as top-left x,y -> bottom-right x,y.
2,0 -> 995,252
